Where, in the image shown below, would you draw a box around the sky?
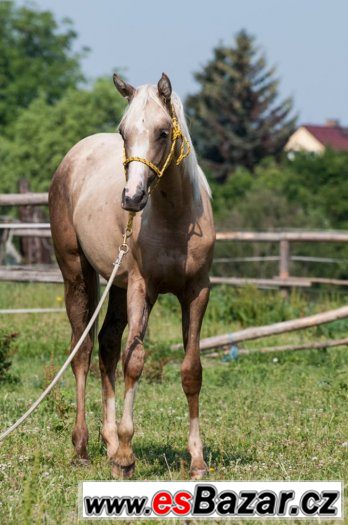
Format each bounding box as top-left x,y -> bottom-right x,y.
22,0 -> 348,124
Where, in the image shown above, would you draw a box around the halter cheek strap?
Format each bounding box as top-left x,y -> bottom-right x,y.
123,103 -> 191,184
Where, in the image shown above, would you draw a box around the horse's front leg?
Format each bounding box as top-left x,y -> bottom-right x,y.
180,279 -> 210,479
111,276 -> 153,478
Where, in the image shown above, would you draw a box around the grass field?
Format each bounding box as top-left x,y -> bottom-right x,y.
0,282 -> 347,524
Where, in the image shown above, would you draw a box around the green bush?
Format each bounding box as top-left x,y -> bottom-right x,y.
211,151 -> 348,231
207,285 -> 310,327
0,330 -> 19,383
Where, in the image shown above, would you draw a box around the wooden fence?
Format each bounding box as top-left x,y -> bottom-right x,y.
1,192 -> 348,289
0,185 -> 50,264
214,230 -> 348,290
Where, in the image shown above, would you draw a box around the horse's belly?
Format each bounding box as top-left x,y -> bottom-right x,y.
76,227 -> 129,286
140,245 -> 209,293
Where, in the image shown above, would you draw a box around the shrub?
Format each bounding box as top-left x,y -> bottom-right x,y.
0,331 -> 19,383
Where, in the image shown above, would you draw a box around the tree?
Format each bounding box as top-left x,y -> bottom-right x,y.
0,78 -> 126,192
186,30 -> 296,181
0,0 -> 86,132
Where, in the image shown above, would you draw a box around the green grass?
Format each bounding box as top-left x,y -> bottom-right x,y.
0,283 -> 347,524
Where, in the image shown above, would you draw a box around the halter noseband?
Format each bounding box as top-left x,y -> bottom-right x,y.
122,102 -> 191,185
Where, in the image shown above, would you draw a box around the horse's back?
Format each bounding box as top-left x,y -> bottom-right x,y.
51,133 -> 123,200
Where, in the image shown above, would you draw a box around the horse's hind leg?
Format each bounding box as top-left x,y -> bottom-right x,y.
50,172 -> 98,462
180,279 -> 210,480
98,286 -> 127,459
63,256 -> 98,463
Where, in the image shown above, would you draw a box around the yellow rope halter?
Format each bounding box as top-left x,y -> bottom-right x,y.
121,102 -> 191,239
123,102 -> 191,183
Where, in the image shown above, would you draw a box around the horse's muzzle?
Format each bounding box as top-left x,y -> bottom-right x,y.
121,188 -> 148,212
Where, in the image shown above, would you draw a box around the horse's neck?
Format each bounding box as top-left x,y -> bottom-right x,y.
148,162 -> 196,222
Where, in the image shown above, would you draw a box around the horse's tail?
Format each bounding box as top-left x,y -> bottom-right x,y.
88,269 -> 100,346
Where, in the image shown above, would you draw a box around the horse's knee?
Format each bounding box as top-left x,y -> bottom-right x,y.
181,355 -> 202,396
122,342 -> 145,381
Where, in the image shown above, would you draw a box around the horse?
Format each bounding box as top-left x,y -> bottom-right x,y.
48,73 -> 215,479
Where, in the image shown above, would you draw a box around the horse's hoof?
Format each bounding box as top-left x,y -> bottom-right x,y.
111,461 -> 135,479
190,466 -> 208,480
71,457 -> 90,467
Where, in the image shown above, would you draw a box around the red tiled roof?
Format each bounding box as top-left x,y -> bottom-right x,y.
303,124 -> 348,151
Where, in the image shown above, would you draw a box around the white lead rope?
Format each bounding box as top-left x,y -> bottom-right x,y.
0,249 -> 127,442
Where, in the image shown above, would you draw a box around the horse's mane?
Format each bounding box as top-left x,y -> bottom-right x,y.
119,85 -> 212,201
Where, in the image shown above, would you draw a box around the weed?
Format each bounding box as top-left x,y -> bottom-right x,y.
0,330 -> 19,384
42,354 -> 71,420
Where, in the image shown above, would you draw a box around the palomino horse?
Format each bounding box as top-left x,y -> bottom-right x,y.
49,73 -> 215,479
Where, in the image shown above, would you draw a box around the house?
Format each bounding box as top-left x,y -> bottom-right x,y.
284,119 -> 348,153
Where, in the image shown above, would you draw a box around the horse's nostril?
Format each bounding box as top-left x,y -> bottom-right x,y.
122,189 -> 147,211
132,190 -> 145,204
122,189 -> 145,206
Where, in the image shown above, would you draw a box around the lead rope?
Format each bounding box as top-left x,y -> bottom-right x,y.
0,214 -> 135,442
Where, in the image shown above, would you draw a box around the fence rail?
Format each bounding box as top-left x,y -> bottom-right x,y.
0,193 -> 48,206
215,256 -> 348,264
171,305 -> 348,351
216,231 -> 348,242
0,223 -> 51,238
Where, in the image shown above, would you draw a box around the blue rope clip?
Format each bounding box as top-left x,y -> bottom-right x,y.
222,340 -> 239,362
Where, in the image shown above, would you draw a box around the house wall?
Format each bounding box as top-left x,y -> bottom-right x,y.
284,127 -> 325,153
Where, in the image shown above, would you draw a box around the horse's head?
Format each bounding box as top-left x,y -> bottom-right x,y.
114,73 -> 174,212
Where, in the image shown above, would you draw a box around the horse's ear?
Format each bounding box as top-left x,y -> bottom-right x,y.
157,73 -> 172,104
113,73 -> 135,101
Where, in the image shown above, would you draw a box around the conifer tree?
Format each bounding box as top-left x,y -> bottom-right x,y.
186,30 -> 296,181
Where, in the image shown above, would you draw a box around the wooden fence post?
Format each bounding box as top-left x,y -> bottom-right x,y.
279,239 -> 290,279
279,238 -> 290,297
18,179 -> 51,264
0,229 -> 9,265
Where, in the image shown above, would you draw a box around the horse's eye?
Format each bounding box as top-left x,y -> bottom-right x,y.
159,129 -> 169,140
